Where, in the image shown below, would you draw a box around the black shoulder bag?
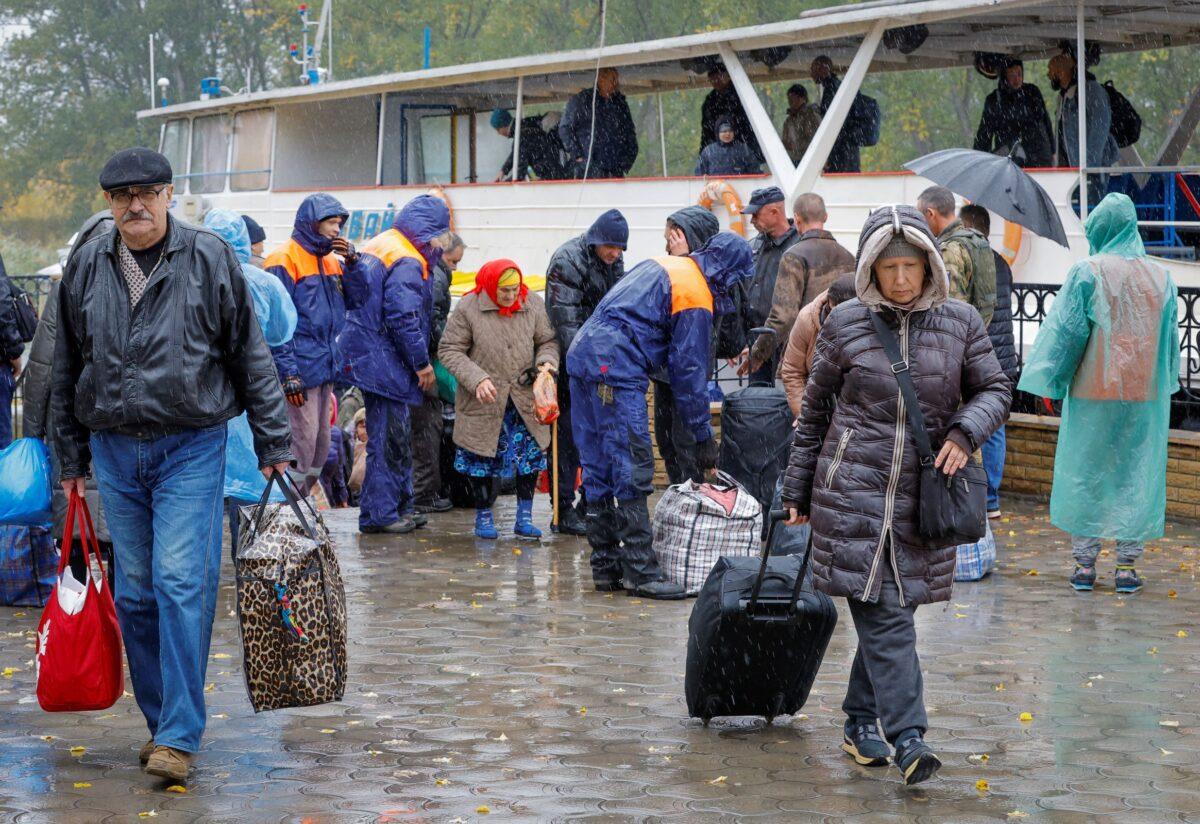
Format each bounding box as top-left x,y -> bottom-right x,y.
868,311 -> 987,545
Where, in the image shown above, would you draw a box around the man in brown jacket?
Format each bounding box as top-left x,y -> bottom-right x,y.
747,193 -> 854,375
779,274 -> 857,417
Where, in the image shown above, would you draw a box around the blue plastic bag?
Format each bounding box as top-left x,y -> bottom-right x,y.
224,414 -> 284,503
0,438 -> 53,526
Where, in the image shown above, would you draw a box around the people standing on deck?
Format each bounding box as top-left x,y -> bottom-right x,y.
1018,193 -> 1178,594
411,232 -> 463,515
337,194 -> 451,535
265,194 -> 352,495
917,186 -> 996,326
52,148 -> 292,782
745,193 -> 855,376
490,108 -> 567,182
567,232 -> 752,600
699,64 -> 762,162
735,186 -> 801,383
959,204 -> 1019,520
694,120 -> 761,176
438,259 -> 559,540
973,59 -> 1054,168
781,204 -> 1009,786
782,83 -> 823,164
655,206 -> 721,487
1048,51 -> 1118,171
810,56 -> 862,174
559,68 -> 638,180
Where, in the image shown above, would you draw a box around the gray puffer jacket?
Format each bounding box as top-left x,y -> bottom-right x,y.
781,205 -> 1010,606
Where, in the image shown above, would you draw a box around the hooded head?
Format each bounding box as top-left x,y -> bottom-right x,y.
291,193 -> 349,257
393,194 -> 452,267
204,208 -> 252,264
853,205 -> 948,313
585,208 -> 629,250
667,206 -> 719,253
1085,192 -> 1145,259
688,231 -> 754,314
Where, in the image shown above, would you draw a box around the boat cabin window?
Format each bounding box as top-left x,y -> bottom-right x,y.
159,119 -> 191,193
274,97 -> 377,189
190,114 -> 230,194
231,109 -> 274,192
379,95 -> 468,185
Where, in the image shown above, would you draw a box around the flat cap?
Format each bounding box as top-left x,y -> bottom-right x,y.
743,186 -> 785,215
99,147 -> 173,191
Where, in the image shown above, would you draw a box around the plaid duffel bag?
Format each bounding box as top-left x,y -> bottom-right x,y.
953,523 -> 996,582
652,470 -> 762,595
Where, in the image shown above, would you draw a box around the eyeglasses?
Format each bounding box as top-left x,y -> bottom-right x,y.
108,185 -> 169,209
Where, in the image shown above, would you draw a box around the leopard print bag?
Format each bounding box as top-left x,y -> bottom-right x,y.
235,475 -> 347,712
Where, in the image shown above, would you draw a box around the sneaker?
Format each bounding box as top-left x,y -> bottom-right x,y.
841,722 -> 890,766
138,739 -> 155,765
144,745 -> 193,782
552,507 -> 589,536
893,735 -> 941,786
987,509 -> 1002,520
360,517 -> 417,535
1070,564 -> 1097,591
410,512 -> 429,529
629,579 -> 686,600
429,496 -> 454,513
1115,565 -> 1144,593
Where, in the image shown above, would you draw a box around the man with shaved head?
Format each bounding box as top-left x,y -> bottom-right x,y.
917,185 -> 996,325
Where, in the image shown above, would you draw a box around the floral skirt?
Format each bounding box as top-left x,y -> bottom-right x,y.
454,402 -> 547,478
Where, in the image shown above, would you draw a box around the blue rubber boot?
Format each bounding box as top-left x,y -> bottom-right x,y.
514,498 -> 542,539
474,508 -> 498,540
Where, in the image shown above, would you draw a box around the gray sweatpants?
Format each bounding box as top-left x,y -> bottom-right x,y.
286,383 -> 333,490
841,563 -> 927,745
1071,535 -> 1144,566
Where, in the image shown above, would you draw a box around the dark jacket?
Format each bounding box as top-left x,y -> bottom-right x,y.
0,251 -> 24,362
430,259 -> 453,358
749,228 -> 855,366
973,80 -> 1054,167
545,235 -> 624,356
745,225 -> 801,330
700,87 -> 762,161
694,140 -> 761,176
988,250 -> 1018,380
337,195 -> 450,405
559,88 -> 638,178
817,74 -> 861,173
265,193 -> 349,388
501,115 -> 566,181
781,205 -> 1010,606
51,217 -> 293,479
567,233 -> 754,442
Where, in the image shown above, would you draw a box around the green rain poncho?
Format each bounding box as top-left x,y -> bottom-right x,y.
1018,193 -> 1179,541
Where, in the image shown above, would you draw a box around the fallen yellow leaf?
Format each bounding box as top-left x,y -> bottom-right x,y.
512,548 -> 522,555
435,778 -> 450,786
73,782 -> 91,789
41,735 -> 54,741
476,806 -> 490,814
1178,630 -> 1189,638
709,775 -> 728,785
1025,569 -> 1038,576
1160,719 -> 1180,728
1168,590 -> 1178,598
976,779 -> 989,792
137,813 -> 157,819
1019,712 -> 1033,722
470,601 -> 482,609
204,683 -> 215,692
1007,813 -> 1029,820
69,746 -> 86,756
165,785 -> 187,794
994,683 -> 1005,691
319,728 -> 336,734
211,653 -> 231,660
1160,747 -> 1174,755
578,707 -> 587,715
1148,647 -> 1159,655
968,753 -> 989,762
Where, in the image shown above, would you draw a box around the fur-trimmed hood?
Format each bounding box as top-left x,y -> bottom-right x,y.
854,204 -> 949,313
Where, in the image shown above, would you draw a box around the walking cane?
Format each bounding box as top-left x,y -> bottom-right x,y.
551,419 -> 560,529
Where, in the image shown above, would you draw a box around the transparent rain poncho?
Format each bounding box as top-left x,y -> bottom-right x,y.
203,209 -> 299,502
1018,193 -> 1179,541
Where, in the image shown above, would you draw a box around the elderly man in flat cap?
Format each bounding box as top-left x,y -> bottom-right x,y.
50,147 -> 292,783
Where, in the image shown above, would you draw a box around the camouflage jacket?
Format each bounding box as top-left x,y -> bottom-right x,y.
939,219 -> 997,326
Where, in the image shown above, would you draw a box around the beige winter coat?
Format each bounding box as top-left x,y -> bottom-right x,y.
437,291 -> 559,457
779,289 -> 831,417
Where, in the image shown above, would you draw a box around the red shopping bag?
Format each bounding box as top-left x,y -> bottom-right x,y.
35,491 -> 124,712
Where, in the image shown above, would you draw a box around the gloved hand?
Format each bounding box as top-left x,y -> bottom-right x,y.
283,375 -> 306,407
331,237 -> 358,264
694,436 -> 719,471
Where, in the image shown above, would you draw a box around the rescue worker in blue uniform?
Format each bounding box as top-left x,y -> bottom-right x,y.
337,194 -> 452,534
567,232 -> 754,600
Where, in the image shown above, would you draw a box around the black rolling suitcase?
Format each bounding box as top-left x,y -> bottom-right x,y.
716,384 -> 793,515
685,511 -> 837,724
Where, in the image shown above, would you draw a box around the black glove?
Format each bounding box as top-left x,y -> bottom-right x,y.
694,436 -> 719,471
282,375 -> 306,407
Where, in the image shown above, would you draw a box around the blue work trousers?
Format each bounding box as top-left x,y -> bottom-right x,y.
359,391 -> 414,530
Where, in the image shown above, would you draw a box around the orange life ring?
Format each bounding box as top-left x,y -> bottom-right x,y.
698,180 -> 747,237
1000,220 -> 1022,266
427,185 -> 455,232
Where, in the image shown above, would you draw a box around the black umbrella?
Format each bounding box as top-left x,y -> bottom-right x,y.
904,148 -> 1069,247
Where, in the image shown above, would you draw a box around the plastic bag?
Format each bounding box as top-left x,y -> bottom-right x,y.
0,438 -> 53,526
36,492 -> 124,712
224,414 -> 285,504
532,369 -> 559,424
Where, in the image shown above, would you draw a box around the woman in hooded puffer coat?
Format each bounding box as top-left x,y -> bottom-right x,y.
781,205 -> 1010,785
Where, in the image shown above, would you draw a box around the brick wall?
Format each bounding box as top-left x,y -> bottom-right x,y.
1005,412 -> 1200,520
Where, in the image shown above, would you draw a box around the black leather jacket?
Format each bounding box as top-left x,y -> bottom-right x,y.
51,217 -> 292,478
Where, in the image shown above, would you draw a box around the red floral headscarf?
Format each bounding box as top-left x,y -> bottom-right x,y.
471,258 -> 528,317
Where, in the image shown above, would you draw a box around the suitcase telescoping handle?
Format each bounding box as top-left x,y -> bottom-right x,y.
748,509 -> 814,615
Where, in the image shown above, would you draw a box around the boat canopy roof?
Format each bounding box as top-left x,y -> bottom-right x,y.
138,0 -> 1200,120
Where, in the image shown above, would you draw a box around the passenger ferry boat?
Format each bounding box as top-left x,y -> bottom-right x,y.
138,0 -> 1200,286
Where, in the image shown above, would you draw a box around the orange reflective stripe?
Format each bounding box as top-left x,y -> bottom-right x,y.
654,256 -> 713,315
360,228 -> 429,280
262,239 -> 343,282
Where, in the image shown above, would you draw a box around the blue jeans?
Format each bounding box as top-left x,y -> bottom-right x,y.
90,424 -> 227,754
769,469 -> 811,558
981,425 -> 1006,513
0,367 -> 14,448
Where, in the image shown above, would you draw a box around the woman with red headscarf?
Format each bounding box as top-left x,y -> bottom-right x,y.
438,259 -> 560,539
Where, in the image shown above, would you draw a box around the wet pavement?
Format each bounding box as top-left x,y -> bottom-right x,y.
1,495 -> 1199,823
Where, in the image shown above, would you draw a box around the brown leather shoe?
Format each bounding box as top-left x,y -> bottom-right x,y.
138,739 -> 155,764
144,745 -> 192,782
